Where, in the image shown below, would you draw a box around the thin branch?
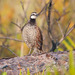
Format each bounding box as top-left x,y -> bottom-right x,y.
20,1 -> 24,12
0,37 -> 24,42
37,1 -> 50,16
20,0 -> 28,21
64,21 -> 71,37
0,45 -> 18,57
50,24 -> 75,51
58,24 -> 75,45
11,21 -> 21,29
47,0 -> 53,40
56,20 -> 64,37
59,11 -> 70,20
51,11 -> 70,27
47,0 -> 57,52
0,40 -> 7,55
53,8 -> 60,16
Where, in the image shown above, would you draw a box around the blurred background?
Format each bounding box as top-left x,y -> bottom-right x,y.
0,0 -> 75,58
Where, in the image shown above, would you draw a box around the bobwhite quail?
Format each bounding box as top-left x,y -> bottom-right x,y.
22,12 -> 43,55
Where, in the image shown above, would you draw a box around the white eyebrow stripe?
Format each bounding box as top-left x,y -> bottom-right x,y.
32,13 -> 37,15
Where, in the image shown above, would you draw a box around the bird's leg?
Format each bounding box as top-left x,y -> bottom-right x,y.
31,48 -> 38,56
27,49 -> 32,56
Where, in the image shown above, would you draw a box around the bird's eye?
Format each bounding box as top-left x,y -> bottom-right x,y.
32,13 -> 37,15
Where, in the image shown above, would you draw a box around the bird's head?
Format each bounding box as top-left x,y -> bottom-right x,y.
30,12 -> 38,19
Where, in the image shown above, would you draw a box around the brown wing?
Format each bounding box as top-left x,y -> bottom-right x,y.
35,26 -> 43,50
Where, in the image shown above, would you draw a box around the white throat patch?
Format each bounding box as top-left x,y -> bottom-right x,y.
31,15 -> 36,19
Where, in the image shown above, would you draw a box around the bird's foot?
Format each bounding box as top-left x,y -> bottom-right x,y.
27,54 -> 31,56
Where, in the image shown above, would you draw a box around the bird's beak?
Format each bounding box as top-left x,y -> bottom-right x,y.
36,13 -> 39,17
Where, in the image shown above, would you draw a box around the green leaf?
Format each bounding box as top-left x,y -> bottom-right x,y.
58,47 -> 64,51
2,72 -> 7,75
27,68 -> 30,75
46,66 -> 51,75
42,70 -> 44,75
62,40 -> 73,50
69,50 -> 75,75
46,71 -> 51,75
19,69 -> 22,75
66,36 -> 75,48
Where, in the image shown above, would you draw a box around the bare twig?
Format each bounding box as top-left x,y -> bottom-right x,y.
54,10 -> 70,21
0,37 -> 24,42
47,0 -> 57,52
51,11 -> 70,27
0,45 -> 18,57
64,21 -> 71,37
20,1 -> 24,12
37,2 -> 49,16
11,21 -> 21,29
49,9 -> 74,52
58,24 -> 75,45
47,0 -> 53,40
37,0 -> 56,16
53,8 -> 60,16
20,0 -> 28,21
50,24 -> 75,51
0,40 -> 8,55
56,20 -> 64,37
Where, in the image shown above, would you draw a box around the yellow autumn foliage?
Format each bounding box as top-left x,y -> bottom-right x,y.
0,0 -> 75,58
1,4 -> 14,27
